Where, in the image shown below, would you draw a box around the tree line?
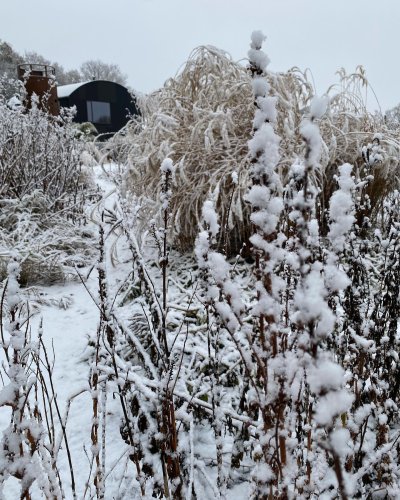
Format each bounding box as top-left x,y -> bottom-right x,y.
0,39 -> 127,87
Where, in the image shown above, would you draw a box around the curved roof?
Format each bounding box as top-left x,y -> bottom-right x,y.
57,80 -> 132,99
57,81 -> 90,98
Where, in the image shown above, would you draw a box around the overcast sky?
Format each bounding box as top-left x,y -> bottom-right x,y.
1,0 -> 399,111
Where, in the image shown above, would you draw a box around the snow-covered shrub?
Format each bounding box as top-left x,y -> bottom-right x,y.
118,45 -> 400,255
0,99 -> 84,200
331,163 -> 400,497
0,91 -> 97,284
73,121 -> 98,141
189,33 -> 400,498
119,45 -> 254,254
191,34 -> 352,497
0,191 -> 96,285
0,74 -> 22,102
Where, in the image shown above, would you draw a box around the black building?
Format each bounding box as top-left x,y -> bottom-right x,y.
57,80 -> 139,136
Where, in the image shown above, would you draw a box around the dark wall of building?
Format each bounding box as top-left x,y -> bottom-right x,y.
58,80 -> 139,136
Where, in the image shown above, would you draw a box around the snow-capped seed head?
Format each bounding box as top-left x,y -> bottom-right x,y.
252,77 -> 270,98
309,95 -> 329,120
248,31 -> 270,72
6,253 -> 21,310
328,163 -> 355,252
202,200 -> 220,237
251,30 -> 267,50
160,157 -> 175,175
248,49 -> 270,73
253,96 -> 278,127
300,121 -> 322,166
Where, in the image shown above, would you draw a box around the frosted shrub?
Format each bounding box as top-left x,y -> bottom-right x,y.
0,97 -> 83,200
191,33 -> 400,499
0,92 -> 97,284
0,256 -> 67,499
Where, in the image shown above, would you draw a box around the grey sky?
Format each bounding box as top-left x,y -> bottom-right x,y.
1,0 -> 399,111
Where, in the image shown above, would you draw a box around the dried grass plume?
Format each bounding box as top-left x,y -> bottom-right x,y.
117,46 -> 400,253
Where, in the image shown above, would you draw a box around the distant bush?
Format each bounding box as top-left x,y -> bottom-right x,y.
73,121 -> 99,141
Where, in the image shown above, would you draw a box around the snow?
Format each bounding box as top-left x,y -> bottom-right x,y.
30,283 -> 100,495
160,157 -> 175,175
57,81 -> 90,98
250,196 -> 283,235
250,30 -> 266,50
324,255 -> 351,292
300,120 -> 322,166
246,185 -> 271,209
252,77 -> 270,99
248,31 -> 270,72
201,200 -> 220,237
0,165 -> 134,499
6,256 -> 20,310
0,384 -> 17,407
308,360 -> 345,394
328,163 -> 355,252
247,49 -> 270,72
314,391 -> 354,426
253,96 -> 278,128
293,263 -> 335,340
248,123 -> 280,171
7,96 -> 22,109
309,95 -> 329,120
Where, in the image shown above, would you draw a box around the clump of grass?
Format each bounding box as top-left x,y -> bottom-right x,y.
0,190 -> 97,285
120,46 -> 252,254
119,47 -> 400,253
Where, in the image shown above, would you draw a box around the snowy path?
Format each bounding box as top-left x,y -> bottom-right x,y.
31,280 -> 99,498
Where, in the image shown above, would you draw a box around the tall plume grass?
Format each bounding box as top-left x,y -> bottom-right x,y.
119,47 -> 400,253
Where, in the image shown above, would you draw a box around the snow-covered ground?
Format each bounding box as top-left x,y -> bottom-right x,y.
0,165 -> 140,499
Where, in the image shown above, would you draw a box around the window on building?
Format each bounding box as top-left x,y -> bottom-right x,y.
87,100 -> 111,124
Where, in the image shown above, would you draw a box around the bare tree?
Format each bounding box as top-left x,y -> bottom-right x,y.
0,40 -> 24,98
0,40 -> 23,72
62,68 -> 82,84
24,51 -> 81,85
1,40 -> 129,92
80,59 -> 127,85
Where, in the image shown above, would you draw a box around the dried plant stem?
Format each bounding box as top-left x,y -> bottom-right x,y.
39,336 -> 77,500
